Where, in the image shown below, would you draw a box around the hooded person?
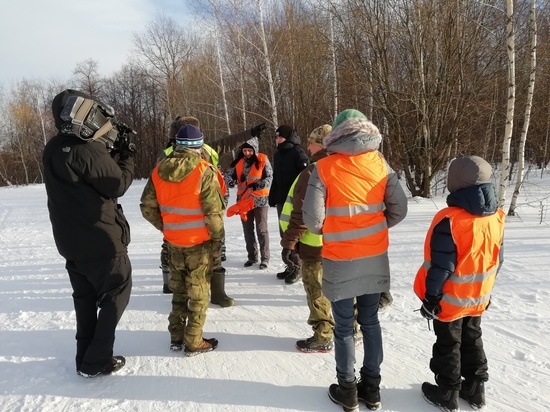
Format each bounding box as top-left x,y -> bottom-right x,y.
226,138 -> 273,269
140,124 -> 225,356
302,109 -> 408,411
43,89 -> 135,378
414,155 -> 505,411
268,124 -> 310,278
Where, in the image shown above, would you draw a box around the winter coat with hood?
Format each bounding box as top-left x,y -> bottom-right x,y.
43,90 -> 134,261
280,148 -> 329,261
414,156 -> 505,321
303,113 -> 408,302
226,138 -> 273,209
140,146 -> 225,245
268,130 -> 309,206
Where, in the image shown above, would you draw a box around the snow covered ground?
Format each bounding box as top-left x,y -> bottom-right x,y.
0,171 -> 549,412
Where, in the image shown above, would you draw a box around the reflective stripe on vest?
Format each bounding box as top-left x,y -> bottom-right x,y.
413,207 -> 505,322
151,160 -> 211,247
279,169 -> 322,247
235,153 -> 269,198
315,151 -> 389,261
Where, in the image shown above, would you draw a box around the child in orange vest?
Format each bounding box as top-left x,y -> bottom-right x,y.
414,156 -> 505,411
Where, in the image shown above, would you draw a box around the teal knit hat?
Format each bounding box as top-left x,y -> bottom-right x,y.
332,109 -> 368,129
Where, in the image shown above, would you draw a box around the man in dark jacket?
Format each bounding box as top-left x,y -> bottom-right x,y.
43,89 -> 134,378
268,124 -> 309,279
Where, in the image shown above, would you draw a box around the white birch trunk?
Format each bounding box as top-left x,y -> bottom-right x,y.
256,0 -> 278,126
498,0 -> 516,208
508,0 -> 537,216
215,30 -> 231,134
328,0 -> 338,118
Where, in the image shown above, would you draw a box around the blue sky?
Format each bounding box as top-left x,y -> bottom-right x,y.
0,0 -> 191,87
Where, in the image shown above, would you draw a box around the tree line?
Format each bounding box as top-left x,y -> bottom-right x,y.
0,0 -> 548,207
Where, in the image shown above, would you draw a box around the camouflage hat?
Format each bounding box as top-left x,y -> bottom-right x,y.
308,124 -> 332,146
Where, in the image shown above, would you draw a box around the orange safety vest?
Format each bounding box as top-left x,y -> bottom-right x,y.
413,207 -> 505,322
151,159 -> 212,247
235,153 -> 269,198
315,151 -> 388,261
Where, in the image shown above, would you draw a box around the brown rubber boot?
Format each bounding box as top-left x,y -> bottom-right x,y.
210,267 -> 235,307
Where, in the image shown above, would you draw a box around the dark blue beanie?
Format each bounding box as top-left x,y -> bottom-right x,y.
176,125 -> 204,149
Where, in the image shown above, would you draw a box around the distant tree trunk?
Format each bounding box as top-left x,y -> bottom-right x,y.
498,0 -> 516,208
328,0 -> 338,119
215,30 -> 231,134
256,0 -> 278,126
508,0 -> 537,216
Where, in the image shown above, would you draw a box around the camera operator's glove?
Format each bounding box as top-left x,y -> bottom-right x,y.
117,140 -> 136,158
419,293 -> 442,320
251,122 -> 267,137
281,248 -> 301,268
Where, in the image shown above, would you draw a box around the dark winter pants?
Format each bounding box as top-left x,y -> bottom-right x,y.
332,293 -> 382,383
241,207 -> 270,263
66,255 -> 132,375
431,316 -> 488,390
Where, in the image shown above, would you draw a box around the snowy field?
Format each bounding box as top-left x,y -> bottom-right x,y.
0,171 -> 549,412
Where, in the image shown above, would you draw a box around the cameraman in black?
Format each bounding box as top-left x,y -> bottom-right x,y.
43,89 -> 135,378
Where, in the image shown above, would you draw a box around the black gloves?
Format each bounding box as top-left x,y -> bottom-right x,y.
420,293 -> 442,320
114,139 -> 136,158
281,248 -> 301,268
248,182 -> 260,190
251,122 -> 267,137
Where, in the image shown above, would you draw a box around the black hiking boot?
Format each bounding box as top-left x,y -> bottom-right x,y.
328,379 -> 359,411
284,266 -> 302,284
77,356 -> 126,378
259,260 -> 269,270
295,336 -> 334,353
184,338 -> 218,357
460,380 -> 486,409
357,374 -> 381,410
170,340 -> 183,351
244,260 -> 257,267
421,382 -> 459,412
276,265 -> 292,279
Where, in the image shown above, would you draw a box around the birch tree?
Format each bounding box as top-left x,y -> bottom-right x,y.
508,0 -> 537,216
498,0 -> 516,208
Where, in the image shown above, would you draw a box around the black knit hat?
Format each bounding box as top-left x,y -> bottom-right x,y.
176,125 -> 204,149
275,125 -> 294,139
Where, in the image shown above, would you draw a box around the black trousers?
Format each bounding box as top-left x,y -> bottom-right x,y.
431,316 -> 488,390
241,207 -> 270,262
66,254 -> 132,374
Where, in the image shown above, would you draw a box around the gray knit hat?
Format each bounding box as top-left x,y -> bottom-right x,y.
447,156 -> 492,192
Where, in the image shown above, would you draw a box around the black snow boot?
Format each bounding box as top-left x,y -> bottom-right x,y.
357,374 -> 381,410
276,265 -> 292,279
328,379 -> 359,412
421,382 -> 459,412
460,379 -> 486,409
210,267 -> 235,307
284,266 -> 302,284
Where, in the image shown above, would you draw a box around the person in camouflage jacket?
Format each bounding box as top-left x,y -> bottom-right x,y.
140,124 -> 225,356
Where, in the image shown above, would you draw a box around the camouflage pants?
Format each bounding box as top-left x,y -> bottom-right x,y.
302,260 -> 334,342
167,241 -> 212,348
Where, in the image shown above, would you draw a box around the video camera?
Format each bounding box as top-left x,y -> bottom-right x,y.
60,95 -> 136,151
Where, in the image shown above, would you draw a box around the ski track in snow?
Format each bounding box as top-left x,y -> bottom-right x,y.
0,179 -> 549,411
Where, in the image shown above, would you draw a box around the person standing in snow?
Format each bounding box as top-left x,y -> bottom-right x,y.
303,109 -> 408,411
140,124 -> 224,356
268,124 -> 310,282
414,155 -> 505,411
226,138 -> 273,269
279,124 -> 335,351
43,89 -> 134,378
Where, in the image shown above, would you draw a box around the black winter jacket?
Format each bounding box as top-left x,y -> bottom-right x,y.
268,134 -> 309,206
43,134 -> 134,261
